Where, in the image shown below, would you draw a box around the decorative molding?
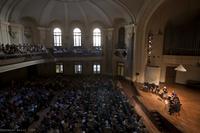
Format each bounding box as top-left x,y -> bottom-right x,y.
125,24 -> 134,39
8,26 -> 17,39
114,49 -> 127,59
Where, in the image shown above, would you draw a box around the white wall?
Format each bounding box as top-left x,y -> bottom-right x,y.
159,56 -> 200,84
0,21 -> 10,44
176,66 -> 200,84
144,0 -> 200,84
145,66 -> 161,85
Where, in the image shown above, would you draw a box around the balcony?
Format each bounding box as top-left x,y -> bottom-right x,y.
0,44 -> 103,66
164,48 -> 200,56
51,47 -> 103,57
114,49 -> 127,59
0,44 -> 49,66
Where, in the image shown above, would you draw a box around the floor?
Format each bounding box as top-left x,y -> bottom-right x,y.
136,83 -> 200,133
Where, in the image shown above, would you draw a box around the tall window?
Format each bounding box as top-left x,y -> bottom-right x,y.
56,64 -> 63,73
74,64 -> 82,74
93,64 -> 101,74
93,28 -> 101,47
53,28 -> 62,46
73,28 -> 81,47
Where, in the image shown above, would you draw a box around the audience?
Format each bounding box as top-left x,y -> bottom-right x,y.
0,43 -> 103,58
0,43 -> 48,58
0,76 -> 69,130
53,47 -> 102,57
37,76 -> 146,133
0,76 -> 147,132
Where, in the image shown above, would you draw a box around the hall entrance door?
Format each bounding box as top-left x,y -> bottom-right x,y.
165,66 -> 176,84
117,62 -> 125,77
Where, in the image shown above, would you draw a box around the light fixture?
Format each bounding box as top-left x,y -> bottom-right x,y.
147,32 -> 153,65
174,64 -> 187,72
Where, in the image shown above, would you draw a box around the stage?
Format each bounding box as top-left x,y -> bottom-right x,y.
136,83 -> 200,133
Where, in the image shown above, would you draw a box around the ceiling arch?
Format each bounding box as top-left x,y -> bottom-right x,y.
0,0 -> 151,27
0,0 -> 173,28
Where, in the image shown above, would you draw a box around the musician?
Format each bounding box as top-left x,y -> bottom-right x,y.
168,91 -> 181,115
161,86 -> 168,99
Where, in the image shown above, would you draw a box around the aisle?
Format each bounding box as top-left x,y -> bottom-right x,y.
118,81 -> 160,133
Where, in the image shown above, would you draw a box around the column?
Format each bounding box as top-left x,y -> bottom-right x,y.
105,28 -> 114,75
125,24 -> 134,80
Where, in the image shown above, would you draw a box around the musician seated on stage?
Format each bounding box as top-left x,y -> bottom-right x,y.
168,91 -> 181,115
143,82 -> 160,93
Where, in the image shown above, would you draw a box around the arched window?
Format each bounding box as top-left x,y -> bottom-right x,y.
73,28 -> 81,47
53,28 -> 62,46
93,28 -> 101,47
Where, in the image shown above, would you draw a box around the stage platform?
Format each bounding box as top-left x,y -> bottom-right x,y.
135,83 -> 200,133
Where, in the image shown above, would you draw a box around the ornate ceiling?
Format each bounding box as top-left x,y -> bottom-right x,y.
0,0 -> 163,27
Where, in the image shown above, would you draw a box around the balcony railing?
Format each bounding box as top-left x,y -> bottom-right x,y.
0,44 -> 48,60
51,47 -> 103,57
114,49 -> 127,58
0,45 -> 103,66
164,48 -> 200,56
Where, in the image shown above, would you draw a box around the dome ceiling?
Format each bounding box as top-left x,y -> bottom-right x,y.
0,0 -> 148,27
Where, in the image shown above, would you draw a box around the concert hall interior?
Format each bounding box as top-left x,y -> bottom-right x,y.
0,0 -> 200,132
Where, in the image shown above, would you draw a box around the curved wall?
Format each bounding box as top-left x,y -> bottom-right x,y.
145,0 -> 200,84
